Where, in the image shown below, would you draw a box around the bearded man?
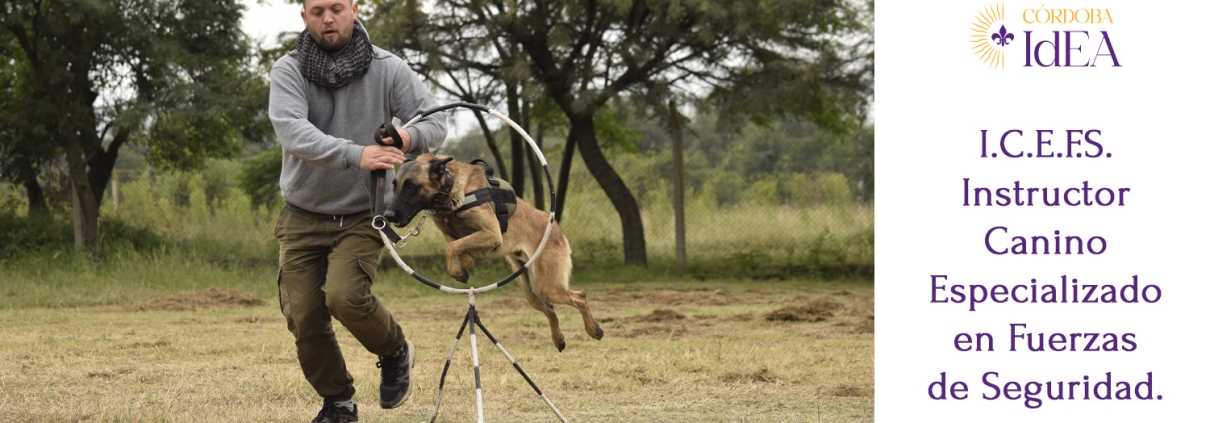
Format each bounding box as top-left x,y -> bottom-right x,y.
267,0 -> 447,421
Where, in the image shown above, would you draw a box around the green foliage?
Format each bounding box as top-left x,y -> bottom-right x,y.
0,33 -> 59,194
238,148 -> 283,211
741,176 -> 781,206
0,0 -> 269,249
200,161 -> 236,214
608,102 -> 874,206
0,193 -> 163,260
593,105 -> 641,154
808,172 -> 854,205
368,0 -> 873,266
0,200 -> 70,259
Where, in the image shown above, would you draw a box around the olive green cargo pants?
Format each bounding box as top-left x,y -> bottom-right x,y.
275,203 -> 406,401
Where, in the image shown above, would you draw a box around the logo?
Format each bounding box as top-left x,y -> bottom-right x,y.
970,4 -> 1012,69
970,3 -> 1120,69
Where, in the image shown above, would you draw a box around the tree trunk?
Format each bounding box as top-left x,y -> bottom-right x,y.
570,115 -> 647,267
527,121 -> 546,210
86,129 -> 127,209
506,83 -> 526,197
14,156 -> 48,214
63,129 -> 100,252
669,100 -> 687,265
554,130 -> 576,222
23,177 -> 47,214
472,110 -> 508,176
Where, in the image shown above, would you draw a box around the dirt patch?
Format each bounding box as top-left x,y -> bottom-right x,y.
854,315 -> 874,334
137,288 -> 266,311
124,341 -> 170,349
87,368 -> 134,379
393,306 -> 466,322
635,308 -> 685,322
235,315 -> 283,324
722,366 -> 778,384
509,329 -> 546,342
485,296 -> 528,309
825,384 -> 872,397
766,307 -> 831,322
624,323 -> 688,339
725,312 -> 755,322
607,288 -> 742,307
788,296 -> 845,312
766,297 -> 845,322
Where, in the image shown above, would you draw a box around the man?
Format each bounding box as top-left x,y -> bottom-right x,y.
268,0 -> 447,421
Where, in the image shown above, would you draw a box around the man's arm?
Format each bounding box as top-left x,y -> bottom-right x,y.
268,60 -> 369,170
388,60 -> 448,155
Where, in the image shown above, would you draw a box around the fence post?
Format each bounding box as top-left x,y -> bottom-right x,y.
669,100 -> 686,265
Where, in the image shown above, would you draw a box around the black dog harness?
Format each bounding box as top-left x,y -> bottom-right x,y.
372,122 -> 516,234
453,159 -> 517,233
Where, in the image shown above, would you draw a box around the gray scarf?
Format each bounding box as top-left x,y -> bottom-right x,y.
291,20 -> 374,88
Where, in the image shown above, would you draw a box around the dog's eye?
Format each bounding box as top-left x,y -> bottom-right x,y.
402,180 -> 414,190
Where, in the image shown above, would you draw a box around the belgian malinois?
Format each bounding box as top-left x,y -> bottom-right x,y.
383,153 -> 604,351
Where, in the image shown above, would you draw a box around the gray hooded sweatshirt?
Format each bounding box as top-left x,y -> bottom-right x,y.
268,46 -> 447,215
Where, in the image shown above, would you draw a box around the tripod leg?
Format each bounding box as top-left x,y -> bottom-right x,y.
428,308 -> 472,423
473,314 -> 569,423
469,305 -> 484,423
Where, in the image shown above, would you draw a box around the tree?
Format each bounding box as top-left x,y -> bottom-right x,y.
0,0 -> 268,252
365,0 -> 539,205
0,31 -> 59,213
368,0 -> 873,267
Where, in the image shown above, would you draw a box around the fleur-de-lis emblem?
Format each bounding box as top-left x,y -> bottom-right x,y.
991,25 -> 1014,47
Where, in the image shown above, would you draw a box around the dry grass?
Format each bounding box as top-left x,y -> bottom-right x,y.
0,279 -> 871,422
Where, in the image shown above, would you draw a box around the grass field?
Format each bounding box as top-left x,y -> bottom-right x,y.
0,156 -> 873,422
0,270 -> 872,422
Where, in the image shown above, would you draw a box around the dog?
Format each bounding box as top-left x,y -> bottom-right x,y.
383,153 -> 604,351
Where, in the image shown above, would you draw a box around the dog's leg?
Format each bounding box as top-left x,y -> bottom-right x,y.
510,257 -> 566,352
531,251 -> 604,341
445,230 -> 501,283
440,232 -> 476,284
567,289 -> 604,340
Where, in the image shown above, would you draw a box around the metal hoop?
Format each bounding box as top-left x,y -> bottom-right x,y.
376,103 -> 570,423
378,102 -> 559,294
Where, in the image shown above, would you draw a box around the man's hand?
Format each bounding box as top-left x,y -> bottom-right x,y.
359,145 -> 406,170
377,126 -> 413,153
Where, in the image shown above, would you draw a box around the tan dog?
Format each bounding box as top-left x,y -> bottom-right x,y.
383,153 -> 603,351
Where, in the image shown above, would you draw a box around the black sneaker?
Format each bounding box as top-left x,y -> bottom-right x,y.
311,399 -> 358,423
377,339 -> 416,409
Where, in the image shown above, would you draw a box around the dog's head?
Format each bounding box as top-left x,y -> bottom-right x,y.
384,155 -> 455,226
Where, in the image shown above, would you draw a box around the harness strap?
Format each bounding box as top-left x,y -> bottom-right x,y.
453,160 -> 517,233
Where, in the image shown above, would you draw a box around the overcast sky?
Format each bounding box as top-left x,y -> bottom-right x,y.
235,0 -> 871,132
240,0 -> 304,49
237,0 -> 482,137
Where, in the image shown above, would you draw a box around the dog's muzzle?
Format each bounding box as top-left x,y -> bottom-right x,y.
383,208 -> 420,227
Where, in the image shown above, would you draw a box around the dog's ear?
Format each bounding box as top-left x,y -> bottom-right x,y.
428,157 -> 454,183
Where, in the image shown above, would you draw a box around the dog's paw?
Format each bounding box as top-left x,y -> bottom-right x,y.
449,267 -> 470,283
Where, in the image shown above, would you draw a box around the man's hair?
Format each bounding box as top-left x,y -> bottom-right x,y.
302,0 -> 355,8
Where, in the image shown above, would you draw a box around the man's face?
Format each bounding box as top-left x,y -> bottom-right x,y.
301,0 -> 359,54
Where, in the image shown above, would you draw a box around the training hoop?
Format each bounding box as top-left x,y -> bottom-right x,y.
378,102 -> 558,295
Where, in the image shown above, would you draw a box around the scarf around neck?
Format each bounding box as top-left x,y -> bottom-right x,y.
291,19 -> 374,89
